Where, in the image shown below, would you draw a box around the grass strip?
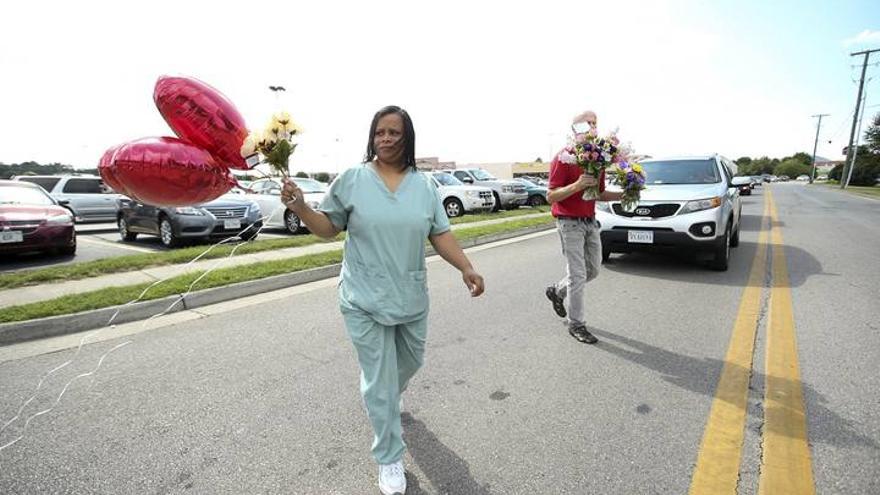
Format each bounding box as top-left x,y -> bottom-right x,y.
0,215 -> 553,324
0,206 -> 550,290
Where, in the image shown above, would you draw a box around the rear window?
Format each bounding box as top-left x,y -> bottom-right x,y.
62,178 -> 105,193
0,184 -> 56,206
17,177 -> 60,192
640,159 -> 721,185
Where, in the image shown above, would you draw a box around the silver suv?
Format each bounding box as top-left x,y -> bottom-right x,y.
596,155 -> 742,270
444,168 -> 527,212
13,174 -> 120,223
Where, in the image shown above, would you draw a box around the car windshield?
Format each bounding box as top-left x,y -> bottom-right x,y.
0,185 -> 55,206
640,159 -> 721,185
472,169 -> 496,180
293,178 -> 327,193
432,173 -> 463,186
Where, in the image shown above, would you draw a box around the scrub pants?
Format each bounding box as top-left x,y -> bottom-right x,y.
342,307 -> 428,464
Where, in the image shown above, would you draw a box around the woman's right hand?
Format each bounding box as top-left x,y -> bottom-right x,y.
281,178 -> 305,212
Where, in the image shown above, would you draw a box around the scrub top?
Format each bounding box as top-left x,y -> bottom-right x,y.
318,163 -> 451,325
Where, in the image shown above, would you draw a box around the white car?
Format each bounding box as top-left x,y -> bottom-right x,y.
245,177 -> 327,234
422,172 -> 495,217
596,154 -> 742,271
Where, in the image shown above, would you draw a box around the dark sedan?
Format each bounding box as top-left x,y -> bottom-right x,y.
117,195 -> 263,248
0,180 -> 76,256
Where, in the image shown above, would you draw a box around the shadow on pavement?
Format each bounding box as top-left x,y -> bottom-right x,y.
590,328 -> 879,451
402,412 -> 491,494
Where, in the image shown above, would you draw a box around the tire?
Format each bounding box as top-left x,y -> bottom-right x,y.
444,198 -> 464,218
240,222 -> 261,241
601,244 -> 611,263
159,217 -> 181,248
711,223 -> 731,271
528,195 -> 546,207
118,217 -> 137,241
284,210 -> 303,234
491,192 -> 501,212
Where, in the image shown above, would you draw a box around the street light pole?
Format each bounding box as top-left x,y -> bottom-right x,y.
809,113 -> 829,184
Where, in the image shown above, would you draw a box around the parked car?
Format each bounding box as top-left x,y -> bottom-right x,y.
596,155 -> 742,270
13,174 -> 121,223
796,174 -> 810,182
422,172 -> 495,217
245,177 -> 326,234
117,195 -> 262,247
0,179 -> 76,255
443,169 -> 528,211
732,176 -> 752,195
513,177 -> 548,206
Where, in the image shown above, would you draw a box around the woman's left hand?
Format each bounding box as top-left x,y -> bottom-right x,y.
462,268 -> 485,297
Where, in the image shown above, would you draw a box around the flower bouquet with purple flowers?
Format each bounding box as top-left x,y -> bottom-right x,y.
557,128 -> 628,200
608,161 -> 646,211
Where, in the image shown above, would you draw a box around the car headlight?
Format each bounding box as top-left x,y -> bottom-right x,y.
681,197 -> 722,214
466,190 -> 480,197
596,201 -> 611,212
46,213 -> 73,225
502,185 -> 514,193
247,202 -> 261,215
307,201 -> 320,209
174,207 -> 204,215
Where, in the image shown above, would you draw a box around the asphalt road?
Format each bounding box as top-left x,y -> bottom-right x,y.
0,183 -> 877,494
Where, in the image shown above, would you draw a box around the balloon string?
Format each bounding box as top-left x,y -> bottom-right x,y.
0,204 -> 286,463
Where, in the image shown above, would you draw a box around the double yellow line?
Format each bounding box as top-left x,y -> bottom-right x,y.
689,189 -> 815,494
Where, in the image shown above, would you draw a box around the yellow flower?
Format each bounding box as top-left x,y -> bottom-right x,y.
240,133 -> 258,157
273,111 -> 291,125
283,119 -> 301,134
632,164 -> 644,174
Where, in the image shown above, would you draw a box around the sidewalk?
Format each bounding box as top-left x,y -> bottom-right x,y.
0,213 -> 556,345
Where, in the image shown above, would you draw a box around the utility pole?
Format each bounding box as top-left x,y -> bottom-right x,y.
845,92 -> 869,188
841,48 -> 880,189
809,113 -> 829,184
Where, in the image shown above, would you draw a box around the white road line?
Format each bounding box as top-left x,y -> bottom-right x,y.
77,236 -> 156,253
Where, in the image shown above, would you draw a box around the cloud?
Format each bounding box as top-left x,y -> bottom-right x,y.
844,30 -> 880,46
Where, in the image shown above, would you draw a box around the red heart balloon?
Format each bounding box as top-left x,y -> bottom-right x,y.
112,137 -> 236,206
154,76 -> 249,170
97,144 -> 128,195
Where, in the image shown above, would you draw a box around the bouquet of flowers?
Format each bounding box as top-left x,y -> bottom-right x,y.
239,111 -> 301,177
607,161 -> 646,212
557,128 -> 624,200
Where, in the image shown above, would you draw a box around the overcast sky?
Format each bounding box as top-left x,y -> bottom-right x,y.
1,0 -> 879,173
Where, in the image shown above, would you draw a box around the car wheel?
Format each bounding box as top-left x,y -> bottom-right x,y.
601,244 -> 611,263
444,198 -> 464,218
730,216 -> 740,248
284,210 -> 303,234
491,192 -> 501,212
240,222 -> 261,241
118,217 -> 137,241
159,217 -> 181,248
528,195 -> 545,207
711,223 -> 731,271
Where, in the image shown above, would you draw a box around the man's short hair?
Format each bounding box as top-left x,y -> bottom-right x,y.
572,110 -> 597,124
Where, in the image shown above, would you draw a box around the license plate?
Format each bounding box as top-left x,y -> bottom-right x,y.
223,219 -> 241,230
0,231 -> 23,243
628,230 -> 653,244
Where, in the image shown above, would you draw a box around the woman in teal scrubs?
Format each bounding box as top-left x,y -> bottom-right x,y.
281,106 -> 485,495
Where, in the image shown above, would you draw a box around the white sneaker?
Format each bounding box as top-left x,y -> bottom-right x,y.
378,460 -> 406,495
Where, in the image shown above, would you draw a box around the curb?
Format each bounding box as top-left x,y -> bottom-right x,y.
0,222 -> 555,346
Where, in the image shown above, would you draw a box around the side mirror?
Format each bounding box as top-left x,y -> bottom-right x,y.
57,199 -> 70,206
461,176 -> 474,184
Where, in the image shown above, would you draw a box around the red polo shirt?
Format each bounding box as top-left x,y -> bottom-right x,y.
549,153 -> 606,218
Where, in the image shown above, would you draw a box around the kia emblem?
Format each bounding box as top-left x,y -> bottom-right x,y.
635,207 -> 651,216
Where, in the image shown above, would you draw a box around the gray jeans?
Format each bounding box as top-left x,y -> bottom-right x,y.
554,217 -> 602,327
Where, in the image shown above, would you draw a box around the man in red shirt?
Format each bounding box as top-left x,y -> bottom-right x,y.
545,110 -> 622,344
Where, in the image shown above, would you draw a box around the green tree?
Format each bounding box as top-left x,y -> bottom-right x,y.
775,158 -> 811,178
314,172 -> 331,183
294,171 -> 309,178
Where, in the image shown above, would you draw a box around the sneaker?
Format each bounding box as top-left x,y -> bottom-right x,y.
378,460 -> 407,495
545,286 -> 567,318
569,325 -> 598,344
